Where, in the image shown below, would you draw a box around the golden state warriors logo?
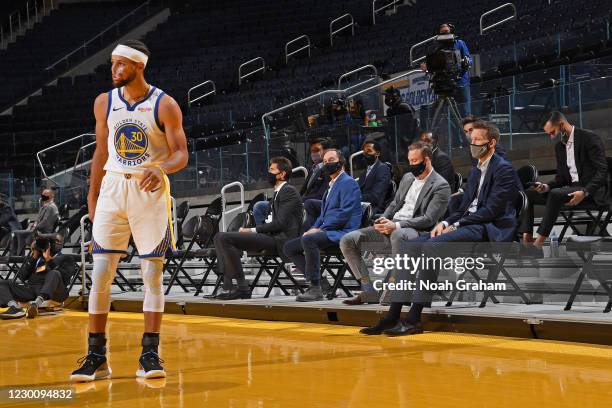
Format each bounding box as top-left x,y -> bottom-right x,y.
114,123 -> 149,165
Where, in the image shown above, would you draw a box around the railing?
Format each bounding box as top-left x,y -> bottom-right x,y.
372,0 -> 401,25
292,166 -> 309,179
1,0 -> 54,47
187,80 -> 216,107
338,64 -> 379,89
45,0 -> 152,71
480,3 -> 517,35
330,13 -> 354,46
220,181 -> 245,232
36,133 -> 95,184
285,35 -> 311,64
238,57 -> 266,86
409,35 -> 437,66
349,151 -> 364,177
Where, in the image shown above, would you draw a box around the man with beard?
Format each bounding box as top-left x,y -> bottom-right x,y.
70,40 -> 188,382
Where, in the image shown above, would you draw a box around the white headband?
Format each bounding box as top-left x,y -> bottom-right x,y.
111,44 -> 148,67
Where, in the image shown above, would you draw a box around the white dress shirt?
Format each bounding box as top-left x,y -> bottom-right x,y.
252,181 -> 288,231
392,171 -> 432,229
467,153 -> 493,214
565,126 -> 578,183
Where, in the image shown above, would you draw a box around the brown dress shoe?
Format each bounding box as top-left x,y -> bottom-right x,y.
342,291 -> 380,305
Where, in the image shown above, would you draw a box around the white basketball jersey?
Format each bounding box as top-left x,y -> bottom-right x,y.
104,86 -> 170,174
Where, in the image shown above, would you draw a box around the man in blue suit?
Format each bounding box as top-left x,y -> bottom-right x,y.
284,149 -> 362,302
357,140 -> 392,214
362,121 -> 520,336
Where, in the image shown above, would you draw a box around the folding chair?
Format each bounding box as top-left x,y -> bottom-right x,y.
322,202 -> 373,300
452,172 -> 464,194
516,164 -> 538,189
166,213 -> 220,295
445,191 -> 532,307
564,236 -> 612,313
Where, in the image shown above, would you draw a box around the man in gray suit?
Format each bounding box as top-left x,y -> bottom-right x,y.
11,188 -> 59,256
339,141 -> 451,305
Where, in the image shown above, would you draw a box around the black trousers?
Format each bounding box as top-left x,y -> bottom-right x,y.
519,186 -> 594,237
213,232 -> 278,290
0,270 -> 67,306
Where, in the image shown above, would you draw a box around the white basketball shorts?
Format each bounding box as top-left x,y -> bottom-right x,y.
91,171 -> 174,258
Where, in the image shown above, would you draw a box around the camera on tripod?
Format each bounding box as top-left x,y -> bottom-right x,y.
425,33 -> 469,96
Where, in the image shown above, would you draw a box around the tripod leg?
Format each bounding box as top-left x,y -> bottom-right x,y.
430,98 -> 447,132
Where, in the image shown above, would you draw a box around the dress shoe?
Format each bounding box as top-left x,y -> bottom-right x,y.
520,244 -> 544,259
383,320 -> 423,336
359,318 -> 398,335
214,288 -> 251,300
296,285 -> 323,302
343,291 -> 381,305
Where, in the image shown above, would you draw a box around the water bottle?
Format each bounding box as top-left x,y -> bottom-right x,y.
550,231 -> 559,258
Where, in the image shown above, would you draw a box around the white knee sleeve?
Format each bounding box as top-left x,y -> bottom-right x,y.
142,258 -> 165,313
88,254 -> 121,314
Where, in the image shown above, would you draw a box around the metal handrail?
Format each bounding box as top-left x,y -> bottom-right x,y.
73,141 -> 96,170
285,35 -> 311,64
45,0 -> 151,71
292,166 -> 309,179
36,133 -> 95,182
409,35 -> 437,66
330,13 -> 354,46
2,0 -> 52,46
220,181 -> 245,232
349,151 -> 364,177
187,80 -> 216,107
338,64 -> 379,89
238,57 -> 266,86
79,214 -> 90,301
372,0 -> 401,25
480,3 -> 517,35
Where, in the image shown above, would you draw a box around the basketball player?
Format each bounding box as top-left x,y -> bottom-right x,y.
70,40 -> 188,382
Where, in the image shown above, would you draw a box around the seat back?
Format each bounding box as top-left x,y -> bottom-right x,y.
204,196 -> 223,218
607,157 -> 612,203
181,216 -> 201,241
382,179 -> 397,209
513,191 -> 529,241
176,200 -> 190,224
247,192 -> 267,212
360,202 -> 373,228
226,212 -> 253,232
59,203 -> 70,219
516,164 -> 538,189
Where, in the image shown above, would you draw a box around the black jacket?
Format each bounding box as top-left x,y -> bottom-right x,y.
549,127 -> 609,205
357,160 -> 392,214
255,183 -> 304,255
19,254 -> 77,287
300,163 -> 329,202
431,148 -> 455,191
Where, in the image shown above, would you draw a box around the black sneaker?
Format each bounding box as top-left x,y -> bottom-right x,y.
0,305 -> 25,320
70,352 -> 112,382
136,351 -> 166,379
26,302 -> 38,319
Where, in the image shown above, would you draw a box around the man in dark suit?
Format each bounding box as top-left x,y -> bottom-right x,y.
357,140 -> 392,214
213,157 -> 303,300
253,138 -> 331,226
340,141 -> 451,305
519,111 -> 609,252
420,131 -> 455,191
362,121 -> 520,336
285,149 -> 362,302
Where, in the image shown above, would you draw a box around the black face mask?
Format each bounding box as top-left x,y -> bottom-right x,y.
323,161 -> 342,175
408,161 -> 426,177
364,153 -> 377,165
41,194 -> 50,202
267,172 -> 279,186
384,96 -> 398,107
